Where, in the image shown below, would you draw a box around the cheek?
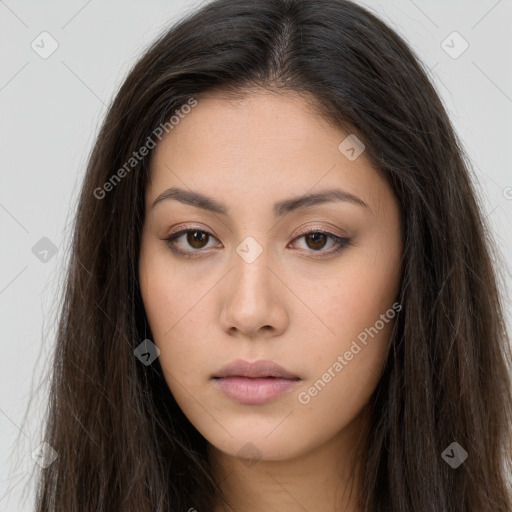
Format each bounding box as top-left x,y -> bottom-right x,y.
297,297 -> 395,429
139,248 -> 185,362
139,241 -> 196,338
310,292 -> 394,389
138,252 -> 216,393
315,266 -> 399,351
302,245 -> 400,403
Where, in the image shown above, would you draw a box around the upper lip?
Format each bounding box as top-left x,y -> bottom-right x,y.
212,359 -> 301,380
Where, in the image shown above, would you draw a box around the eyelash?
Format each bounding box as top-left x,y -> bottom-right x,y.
162,227 -> 351,260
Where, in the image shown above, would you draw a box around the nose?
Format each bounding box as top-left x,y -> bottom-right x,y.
219,240 -> 289,339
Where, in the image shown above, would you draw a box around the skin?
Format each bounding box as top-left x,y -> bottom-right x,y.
138,90 -> 403,512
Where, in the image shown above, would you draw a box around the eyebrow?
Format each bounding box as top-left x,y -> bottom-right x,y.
151,186 -> 369,216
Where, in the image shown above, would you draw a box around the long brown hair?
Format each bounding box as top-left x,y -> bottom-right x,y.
30,0 -> 512,510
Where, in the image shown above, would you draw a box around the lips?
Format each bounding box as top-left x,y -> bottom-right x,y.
212,359 -> 300,380
211,359 -> 301,404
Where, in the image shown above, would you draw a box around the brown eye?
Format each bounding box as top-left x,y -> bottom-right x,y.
164,228 -> 350,260
164,228 -> 220,257
304,232 -> 328,250
291,230 -> 351,259
186,230 -> 209,249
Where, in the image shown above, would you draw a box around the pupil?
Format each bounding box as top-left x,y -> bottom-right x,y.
188,231 -> 207,248
307,233 -> 326,250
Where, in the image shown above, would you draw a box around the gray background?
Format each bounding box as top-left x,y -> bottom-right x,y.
1,1 -> 511,510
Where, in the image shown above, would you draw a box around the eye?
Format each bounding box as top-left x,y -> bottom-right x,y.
289,230 -> 351,258
163,227 -> 351,259
163,228 -> 221,257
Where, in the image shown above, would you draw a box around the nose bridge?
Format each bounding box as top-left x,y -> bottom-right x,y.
232,234 -> 272,300
220,232 -> 286,335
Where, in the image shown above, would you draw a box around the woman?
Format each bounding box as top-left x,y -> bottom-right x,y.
33,0 -> 512,510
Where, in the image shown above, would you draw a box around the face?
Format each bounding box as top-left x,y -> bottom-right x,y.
138,90 -> 402,462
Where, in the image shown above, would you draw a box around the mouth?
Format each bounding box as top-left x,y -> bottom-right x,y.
212,358 -> 301,380
211,359 -> 301,405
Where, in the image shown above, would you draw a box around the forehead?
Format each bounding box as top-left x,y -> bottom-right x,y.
146,90 -> 391,217
154,90 -> 333,155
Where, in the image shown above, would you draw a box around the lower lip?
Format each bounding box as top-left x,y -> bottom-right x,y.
213,377 -> 299,405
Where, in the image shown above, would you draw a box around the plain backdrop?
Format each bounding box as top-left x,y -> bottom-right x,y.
1,1 -> 511,510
